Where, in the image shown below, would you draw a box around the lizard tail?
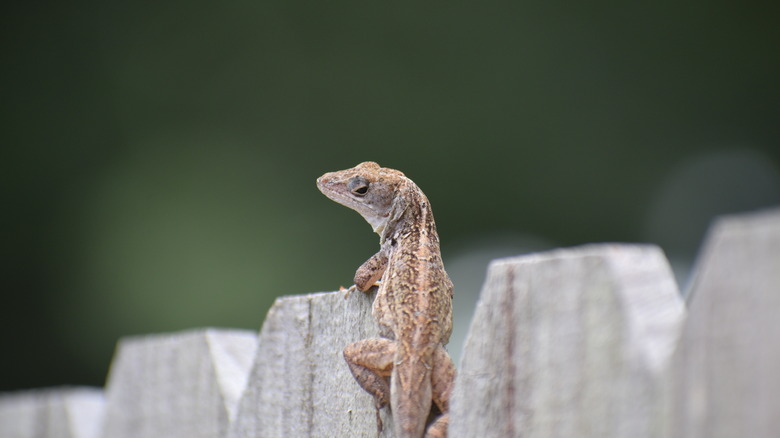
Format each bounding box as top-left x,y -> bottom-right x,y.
391,353 -> 433,438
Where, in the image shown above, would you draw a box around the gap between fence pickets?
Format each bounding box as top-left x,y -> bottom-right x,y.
0,207 -> 779,438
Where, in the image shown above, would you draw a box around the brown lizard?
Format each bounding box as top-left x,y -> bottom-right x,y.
317,161 -> 455,438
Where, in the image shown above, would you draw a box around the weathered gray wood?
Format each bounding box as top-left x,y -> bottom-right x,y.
228,290 -> 395,438
100,328 -> 256,438
664,208 -> 780,438
0,387 -> 104,438
450,244 -> 685,438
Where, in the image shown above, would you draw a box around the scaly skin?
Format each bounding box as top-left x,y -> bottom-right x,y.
317,162 -> 455,438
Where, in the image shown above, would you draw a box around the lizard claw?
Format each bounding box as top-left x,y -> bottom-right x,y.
341,280 -> 383,300
374,401 -> 384,435
340,284 -> 357,299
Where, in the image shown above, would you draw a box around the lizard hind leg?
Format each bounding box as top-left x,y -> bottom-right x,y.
343,338 -> 397,432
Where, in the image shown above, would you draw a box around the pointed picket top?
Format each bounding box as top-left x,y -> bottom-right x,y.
66,389 -> 105,438
0,386 -> 104,438
100,328 -> 256,438
666,207 -> 780,438
450,244 -> 685,438
205,331 -> 257,423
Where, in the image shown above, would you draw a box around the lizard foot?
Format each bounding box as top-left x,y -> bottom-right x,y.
340,284 -> 357,299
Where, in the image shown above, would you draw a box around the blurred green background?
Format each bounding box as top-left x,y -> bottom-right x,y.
2,1 -> 779,391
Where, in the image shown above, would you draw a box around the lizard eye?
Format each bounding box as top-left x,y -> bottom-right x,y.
348,176 -> 370,197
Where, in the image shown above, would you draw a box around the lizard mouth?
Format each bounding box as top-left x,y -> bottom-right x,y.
316,176 -> 339,198
316,176 -> 358,209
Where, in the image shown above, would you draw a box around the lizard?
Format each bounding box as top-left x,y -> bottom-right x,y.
316,161 -> 456,438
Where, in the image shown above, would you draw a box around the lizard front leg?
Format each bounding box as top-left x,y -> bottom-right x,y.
353,249 -> 388,292
343,338 -> 397,433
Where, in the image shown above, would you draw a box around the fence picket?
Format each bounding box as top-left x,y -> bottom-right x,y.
449,244 -> 685,438
100,329 -> 256,438
0,387 -> 104,438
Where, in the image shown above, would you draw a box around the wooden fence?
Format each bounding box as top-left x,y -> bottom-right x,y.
1,207 -> 778,437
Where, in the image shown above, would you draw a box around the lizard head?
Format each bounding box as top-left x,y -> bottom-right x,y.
317,161 -> 408,236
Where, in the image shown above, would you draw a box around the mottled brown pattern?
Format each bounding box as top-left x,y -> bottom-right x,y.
317,162 -> 455,438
